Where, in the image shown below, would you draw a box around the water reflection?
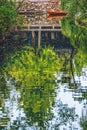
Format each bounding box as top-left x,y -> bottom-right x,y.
0,35 -> 87,130
54,66 -> 87,130
0,42 -> 87,130
0,66 -> 87,129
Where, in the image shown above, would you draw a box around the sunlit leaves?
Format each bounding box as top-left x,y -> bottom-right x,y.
5,46 -> 62,88
74,51 -> 87,74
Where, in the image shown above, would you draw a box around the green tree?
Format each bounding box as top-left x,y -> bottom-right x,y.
61,17 -> 87,73
0,0 -> 19,38
61,0 -> 87,27
61,0 -> 87,16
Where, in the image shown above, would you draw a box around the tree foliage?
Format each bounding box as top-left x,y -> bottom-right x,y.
61,0 -> 87,74
61,0 -> 87,17
5,46 -> 63,88
61,17 -> 87,73
0,0 -> 19,37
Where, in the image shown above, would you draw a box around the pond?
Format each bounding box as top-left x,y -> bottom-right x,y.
0,0 -> 87,130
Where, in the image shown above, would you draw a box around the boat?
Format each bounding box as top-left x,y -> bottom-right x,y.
47,9 -> 67,16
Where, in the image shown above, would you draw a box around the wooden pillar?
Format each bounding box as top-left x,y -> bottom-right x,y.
38,30 -> 41,50
51,32 -> 54,39
32,31 -> 35,47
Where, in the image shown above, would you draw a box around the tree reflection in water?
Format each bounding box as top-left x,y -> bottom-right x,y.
0,42 -> 87,129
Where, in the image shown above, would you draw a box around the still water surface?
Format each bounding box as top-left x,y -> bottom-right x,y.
0,68 -> 87,130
